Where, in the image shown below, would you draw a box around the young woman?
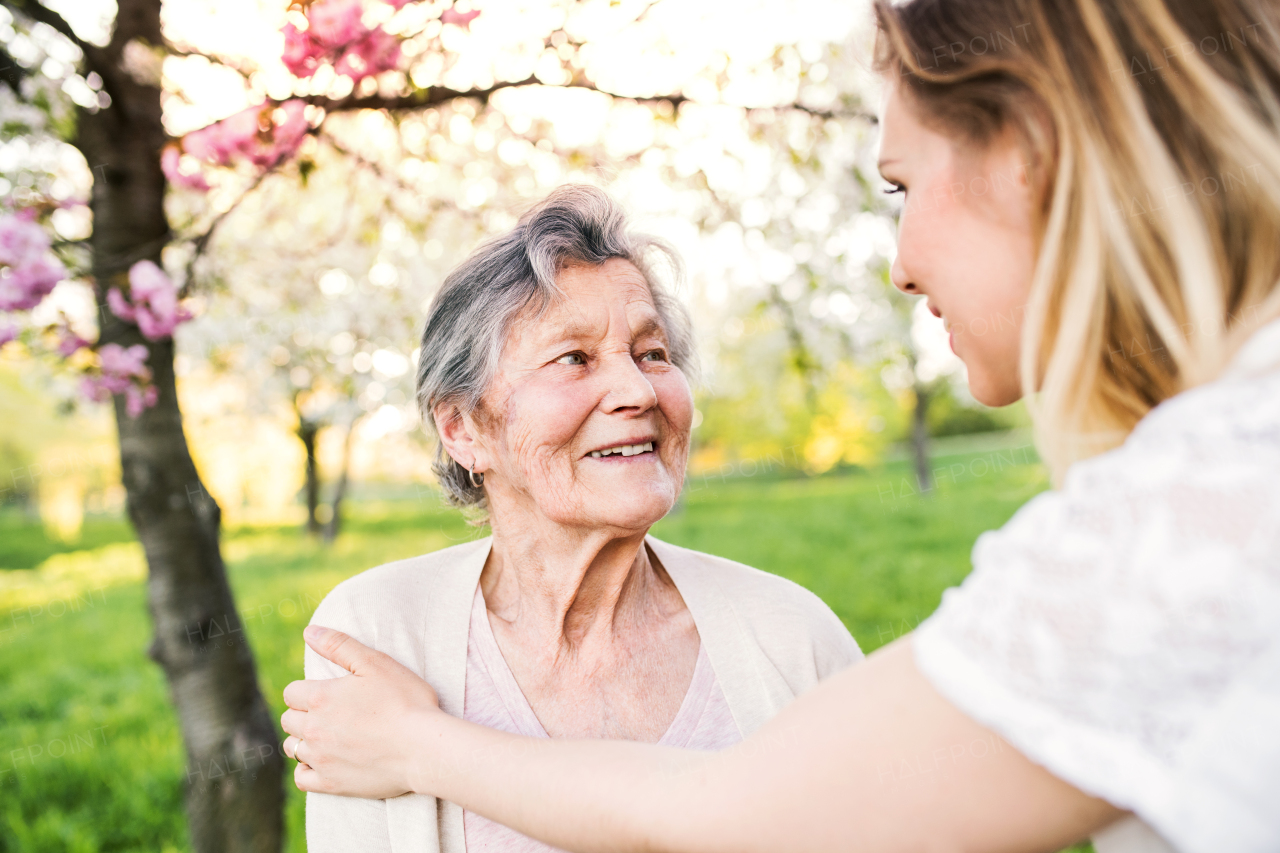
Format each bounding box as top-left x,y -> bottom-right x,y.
280,1 -> 1280,851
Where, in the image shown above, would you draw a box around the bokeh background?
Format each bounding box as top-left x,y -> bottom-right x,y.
0,0 -> 1079,849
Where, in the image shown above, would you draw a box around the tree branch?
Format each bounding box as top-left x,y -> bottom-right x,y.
166,41 -> 258,80
784,100 -> 875,122
0,44 -> 26,92
307,74 -> 869,123
179,161 -> 284,298
317,129 -> 473,227
567,73 -> 873,122
541,7 -> 873,121
308,76 -> 539,113
92,231 -> 175,280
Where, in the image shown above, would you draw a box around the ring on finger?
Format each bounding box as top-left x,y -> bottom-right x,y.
294,737 -> 312,767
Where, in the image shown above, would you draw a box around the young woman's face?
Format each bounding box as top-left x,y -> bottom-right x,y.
877,81 -> 1038,406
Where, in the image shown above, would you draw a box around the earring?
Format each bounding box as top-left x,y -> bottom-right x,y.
468,461 -> 484,488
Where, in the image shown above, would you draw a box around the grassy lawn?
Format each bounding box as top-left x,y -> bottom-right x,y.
0,441 -> 1091,852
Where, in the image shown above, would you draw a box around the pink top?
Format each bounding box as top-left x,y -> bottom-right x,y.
462,585 -> 742,852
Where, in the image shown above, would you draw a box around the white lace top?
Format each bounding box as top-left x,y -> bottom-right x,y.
913,316 -> 1280,853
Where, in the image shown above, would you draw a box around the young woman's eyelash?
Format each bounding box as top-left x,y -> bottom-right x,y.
883,182 -> 906,195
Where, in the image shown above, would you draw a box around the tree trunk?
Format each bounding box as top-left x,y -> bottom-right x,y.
321,416 -> 357,543
298,415 -> 321,535
73,0 -> 284,848
911,382 -> 933,493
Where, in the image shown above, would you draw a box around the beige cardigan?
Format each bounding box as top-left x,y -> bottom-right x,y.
304,534 -> 863,852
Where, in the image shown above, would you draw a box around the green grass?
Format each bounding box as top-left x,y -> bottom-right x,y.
0,514 -> 137,571
0,445 -> 1091,852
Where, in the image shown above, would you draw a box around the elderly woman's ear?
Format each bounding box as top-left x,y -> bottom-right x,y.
434,403 -> 488,476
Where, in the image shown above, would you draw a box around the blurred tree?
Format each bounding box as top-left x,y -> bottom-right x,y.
1,0 -> 291,846
677,100 -> 934,478
177,148 -> 449,539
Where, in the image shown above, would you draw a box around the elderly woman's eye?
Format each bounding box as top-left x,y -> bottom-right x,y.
556,352 -> 587,366
640,349 -> 668,362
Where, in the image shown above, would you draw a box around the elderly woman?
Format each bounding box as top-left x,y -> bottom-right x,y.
298,185 -> 861,851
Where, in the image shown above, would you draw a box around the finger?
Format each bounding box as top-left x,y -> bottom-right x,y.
292,736 -> 312,767
304,625 -> 384,676
295,761 -> 327,794
283,678 -> 321,711
281,708 -> 306,737
282,735 -> 301,761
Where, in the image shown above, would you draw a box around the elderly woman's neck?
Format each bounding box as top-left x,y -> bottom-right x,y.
480,520 -> 672,646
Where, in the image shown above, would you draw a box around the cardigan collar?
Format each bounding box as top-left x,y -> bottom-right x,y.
418,535 -> 786,736
387,532 -> 785,853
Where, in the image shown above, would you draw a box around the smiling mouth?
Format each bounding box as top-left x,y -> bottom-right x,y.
588,441 -> 655,459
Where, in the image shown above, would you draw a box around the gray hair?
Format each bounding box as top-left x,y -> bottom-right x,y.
416,184 -> 698,511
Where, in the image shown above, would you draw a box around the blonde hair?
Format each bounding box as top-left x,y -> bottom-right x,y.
874,0 -> 1280,482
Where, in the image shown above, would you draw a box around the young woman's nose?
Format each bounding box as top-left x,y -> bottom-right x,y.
890,253 -> 920,295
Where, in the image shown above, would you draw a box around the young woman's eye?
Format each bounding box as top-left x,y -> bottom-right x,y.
556,352 -> 586,366
883,182 -> 906,195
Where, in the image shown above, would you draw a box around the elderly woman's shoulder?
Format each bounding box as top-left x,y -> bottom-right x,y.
302,537 -> 490,682
647,537 -> 862,667
309,536 -> 488,635
650,537 -> 823,606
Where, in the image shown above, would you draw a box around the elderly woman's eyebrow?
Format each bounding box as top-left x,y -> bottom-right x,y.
535,319 -> 599,348
537,315 -> 668,350
632,316 -> 668,342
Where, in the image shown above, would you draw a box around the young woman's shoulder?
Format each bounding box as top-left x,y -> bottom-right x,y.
1131,353 -> 1280,454
911,359 -> 1280,853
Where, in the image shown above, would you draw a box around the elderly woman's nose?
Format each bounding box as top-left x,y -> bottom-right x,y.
600,352 -> 659,412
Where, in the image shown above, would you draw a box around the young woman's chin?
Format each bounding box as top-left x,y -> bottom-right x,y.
964,363 -> 1023,408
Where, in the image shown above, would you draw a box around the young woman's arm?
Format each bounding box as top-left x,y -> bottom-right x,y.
283,626 -> 1122,853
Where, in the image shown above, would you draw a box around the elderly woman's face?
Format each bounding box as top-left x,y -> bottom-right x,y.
477,258 -> 694,531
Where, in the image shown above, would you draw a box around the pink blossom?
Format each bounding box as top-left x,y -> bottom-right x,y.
334,26 -> 401,80
161,145 -> 212,192
272,100 -> 310,159
0,209 -> 47,267
56,328 -> 92,357
0,213 -> 67,311
281,0 -> 402,82
106,286 -> 135,322
384,0 -> 417,8
80,341 -> 157,416
107,260 -> 193,341
99,342 -> 150,379
125,383 -> 159,417
80,374 -> 113,403
440,7 -> 480,29
307,0 -> 368,47
184,106 -> 264,164
1,255 -> 66,311
182,101 -> 310,173
81,372 -> 158,417
282,23 -> 325,78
